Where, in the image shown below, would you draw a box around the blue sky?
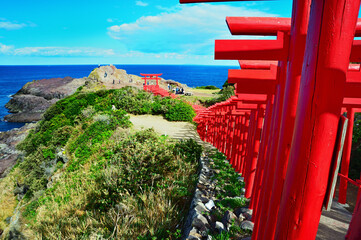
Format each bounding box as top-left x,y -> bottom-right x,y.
0,0 -> 292,65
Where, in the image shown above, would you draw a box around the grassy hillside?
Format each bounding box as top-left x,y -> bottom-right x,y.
0,87 -> 201,239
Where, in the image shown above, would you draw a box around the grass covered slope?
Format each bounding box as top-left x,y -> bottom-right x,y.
0,87 -> 201,239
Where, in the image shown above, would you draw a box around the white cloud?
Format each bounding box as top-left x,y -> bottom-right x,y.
107,18 -> 114,23
0,43 -> 14,53
0,20 -> 27,30
0,44 -> 115,57
136,1 -> 148,7
108,4 -> 276,55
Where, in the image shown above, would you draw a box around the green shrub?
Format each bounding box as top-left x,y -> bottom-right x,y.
201,85 -> 235,107
173,138 -> 203,163
195,85 -> 220,90
165,100 -> 196,122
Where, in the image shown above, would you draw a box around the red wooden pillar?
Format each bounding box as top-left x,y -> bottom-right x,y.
227,106 -> 237,159
214,108 -> 220,149
230,114 -> 241,166
245,106 -> 264,198
222,105 -> 231,154
221,106 -> 229,153
219,107 -> 227,152
339,108 -> 355,204
243,110 -> 256,178
209,113 -> 216,144
253,60 -> 288,240
263,1 -> 311,238
236,115 -> 246,172
275,0 -> 360,239
243,110 -> 257,182
217,107 -> 224,152
240,113 -> 250,174
250,95 -> 273,211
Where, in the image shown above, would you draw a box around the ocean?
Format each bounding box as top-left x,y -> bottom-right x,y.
0,64 -> 238,132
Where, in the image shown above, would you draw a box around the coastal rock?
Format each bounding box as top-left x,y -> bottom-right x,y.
0,123 -> 35,177
88,65 -> 132,84
221,210 -> 238,230
205,200 -> 215,210
5,77 -> 87,122
215,221 -> 225,233
192,214 -> 210,230
240,220 -> 254,232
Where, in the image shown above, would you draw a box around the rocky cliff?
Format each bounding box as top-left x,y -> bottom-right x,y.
3,66 -> 153,123
0,123 -> 35,177
4,77 -> 87,122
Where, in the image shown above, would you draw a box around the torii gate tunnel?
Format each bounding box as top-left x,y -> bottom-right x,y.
181,0 -> 361,239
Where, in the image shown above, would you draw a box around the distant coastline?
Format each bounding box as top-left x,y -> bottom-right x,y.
0,64 -> 235,132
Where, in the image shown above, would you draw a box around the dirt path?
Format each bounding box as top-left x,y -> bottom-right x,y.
129,114 -> 214,150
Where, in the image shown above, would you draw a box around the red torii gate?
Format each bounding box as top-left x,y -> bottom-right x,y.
227,14 -> 361,240
215,25 -> 291,240
140,73 -> 162,90
216,7 -> 360,240
140,73 -> 177,98
182,0 -> 361,239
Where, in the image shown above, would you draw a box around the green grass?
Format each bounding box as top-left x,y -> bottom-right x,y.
209,151 -> 245,199
195,85 -> 220,90
0,87 -> 202,239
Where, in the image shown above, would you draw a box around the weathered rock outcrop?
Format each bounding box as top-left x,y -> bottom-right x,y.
4,77 -> 87,122
0,123 -> 35,177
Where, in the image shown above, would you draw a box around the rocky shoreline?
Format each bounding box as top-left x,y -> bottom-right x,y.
0,123 -> 35,177
4,76 -> 87,122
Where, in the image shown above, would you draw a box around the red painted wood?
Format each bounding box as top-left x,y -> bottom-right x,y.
275,0 -> 360,238
231,114 -> 239,170
236,116 -> 246,172
244,110 -> 256,179
236,93 -> 268,102
235,103 -> 259,110
227,17 -> 361,36
215,32 -> 289,61
255,60 -> 287,240
350,40 -> 361,62
261,1 -> 311,238
245,106 -> 264,198
238,60 -> 278,70
253,82 -> 282,239
226,111 -> 236,159
342,100 -> 361,110
228,66 -> 278,94
344,71 -> 361,98
339,108 -> 355,204
240,113 -> 250,174
227,17 -> 291,36
140,73 -> 162,77
250,95 -> 273,211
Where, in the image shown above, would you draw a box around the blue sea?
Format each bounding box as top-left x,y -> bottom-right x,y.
0,64 -> 238,132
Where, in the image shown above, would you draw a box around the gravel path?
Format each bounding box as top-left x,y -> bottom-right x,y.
129,114 -> 214,150
129,115 -> 198,140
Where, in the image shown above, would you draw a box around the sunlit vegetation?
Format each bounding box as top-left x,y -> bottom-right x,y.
0,87 -> 201,239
